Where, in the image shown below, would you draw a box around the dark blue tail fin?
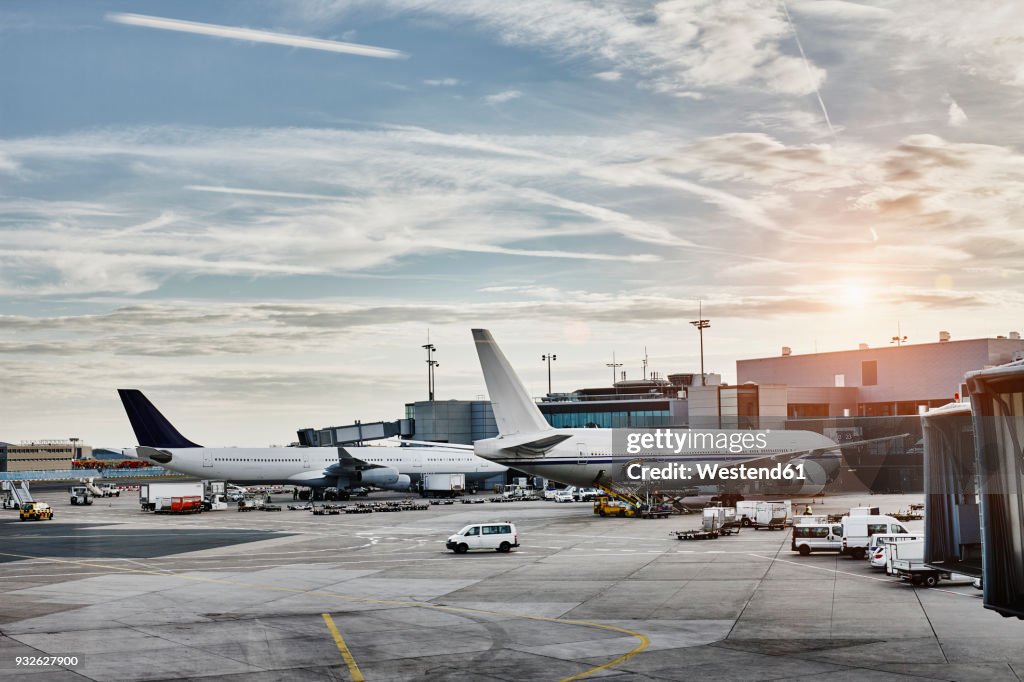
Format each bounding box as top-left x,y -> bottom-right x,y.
118,389 -> 202,448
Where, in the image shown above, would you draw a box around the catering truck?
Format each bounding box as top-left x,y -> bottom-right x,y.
421,473 -> 466,498
140,482 -> 203,512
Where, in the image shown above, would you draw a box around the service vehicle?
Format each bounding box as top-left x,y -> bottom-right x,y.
703,506 -> 738,531
19,501 -> 54,521
140,482 -> 204,512
446,523 -> 519,553
890,539 -> 950,586
736,500 -> 757,526
841,514 -> 910,559
154,496 -> 203,514
753,500 -> 791,530
594,495 -> 637,518
791,522 -> 844,555
794,513 -> 829,526
554,489 -> 575,503
421,473 -> 466,498
542,488 -> 559,500
575,487 -> 601,502
96,483 -> 121,497
69,485 -> 94,506
204,494 -> 229,511
867,533 -> 922,568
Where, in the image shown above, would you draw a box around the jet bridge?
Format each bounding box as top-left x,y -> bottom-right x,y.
966,360 -> 1024,619
922,401 -> 982,578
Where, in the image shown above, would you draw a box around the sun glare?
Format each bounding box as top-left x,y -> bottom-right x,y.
839,282 -> 871,307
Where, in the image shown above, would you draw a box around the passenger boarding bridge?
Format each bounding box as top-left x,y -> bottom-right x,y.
924,360 -> 1024,619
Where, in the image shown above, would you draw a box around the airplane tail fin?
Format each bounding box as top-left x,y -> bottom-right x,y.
472,329 -> 552,437
117,389 -> 202,448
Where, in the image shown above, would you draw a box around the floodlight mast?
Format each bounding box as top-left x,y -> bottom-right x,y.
689,300 -> 710,386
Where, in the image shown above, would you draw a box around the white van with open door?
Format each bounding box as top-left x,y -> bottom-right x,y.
447,523 -> 519,553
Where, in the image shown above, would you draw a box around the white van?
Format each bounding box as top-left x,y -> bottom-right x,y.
447,523 -> 519,553
841,515 -> 909,558
791,523 -> 844,555
554,489 -> 575,503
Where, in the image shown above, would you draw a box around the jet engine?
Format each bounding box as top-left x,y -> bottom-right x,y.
379,474 -> 412,492
358,467 -> 401,487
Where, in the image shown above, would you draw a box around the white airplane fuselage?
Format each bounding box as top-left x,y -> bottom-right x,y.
132,445 -> 507,488
474,428 -> 840,493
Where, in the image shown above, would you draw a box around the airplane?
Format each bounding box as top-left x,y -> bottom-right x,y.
118,389 -> 507,499
470,329 -> 904,499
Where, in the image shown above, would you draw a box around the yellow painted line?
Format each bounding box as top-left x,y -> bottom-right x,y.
0,551 -> 647,681
557,624 -> 649,682
322,613 -> 365,682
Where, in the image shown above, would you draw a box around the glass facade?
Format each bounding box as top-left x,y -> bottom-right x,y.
546,410 -> 672,429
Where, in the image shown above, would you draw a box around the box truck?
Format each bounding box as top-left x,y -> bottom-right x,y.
421,473 -> 466,498
140,482 -> 203,512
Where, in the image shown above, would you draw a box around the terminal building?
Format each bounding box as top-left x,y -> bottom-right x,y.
0,439 -> 91,473
688,332 -> 1024,425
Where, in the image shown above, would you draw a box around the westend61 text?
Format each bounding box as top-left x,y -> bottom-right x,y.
626,462 -> 807,482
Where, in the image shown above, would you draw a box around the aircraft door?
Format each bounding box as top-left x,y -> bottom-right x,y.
577,443 -> 588,465
203,451 -> 213,468
303,450 -> 310,469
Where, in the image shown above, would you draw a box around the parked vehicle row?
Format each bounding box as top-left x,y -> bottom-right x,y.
548,486 -> 601,502
791,507 -> 911,558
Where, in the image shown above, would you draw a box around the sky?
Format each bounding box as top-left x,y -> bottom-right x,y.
2,0 -> 1023,446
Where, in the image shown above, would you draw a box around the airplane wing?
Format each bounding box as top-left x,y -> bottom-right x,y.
736,433 -> 912,470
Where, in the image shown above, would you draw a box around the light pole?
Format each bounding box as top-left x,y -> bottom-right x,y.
606,352 -> 623,386
689,300 -> 710,386
422,338 -> 438,401
541,353 -> 557,394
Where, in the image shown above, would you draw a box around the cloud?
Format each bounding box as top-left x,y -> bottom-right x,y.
423,77 -> 461,86
309,1 -> 827,97
484,89 -> 523,104
593,70 -> 621,81
106,12 -> 407,59
947,99 -> 968,127
1,124 -> 694,295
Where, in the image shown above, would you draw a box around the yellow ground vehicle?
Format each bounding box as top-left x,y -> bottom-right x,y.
19,501 -> 54,521
593,496 -> 637,518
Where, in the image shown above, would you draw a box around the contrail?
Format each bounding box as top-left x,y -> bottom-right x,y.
185,185 -> 350,201
107,13 -> 407,60
779,1 -> 835,138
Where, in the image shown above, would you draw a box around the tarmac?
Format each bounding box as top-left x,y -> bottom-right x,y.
2,489 -> 1024,681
